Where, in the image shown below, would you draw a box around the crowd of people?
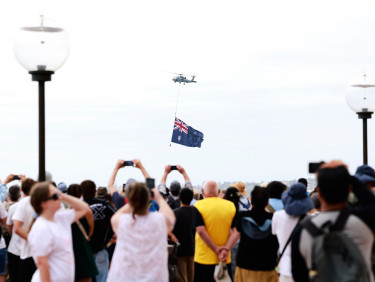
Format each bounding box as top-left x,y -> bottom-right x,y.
0,159 -> 374,282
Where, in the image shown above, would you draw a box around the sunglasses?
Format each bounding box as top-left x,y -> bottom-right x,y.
48,193 -> 60,201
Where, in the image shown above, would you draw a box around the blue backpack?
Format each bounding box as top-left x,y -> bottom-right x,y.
241,217 -> 272,239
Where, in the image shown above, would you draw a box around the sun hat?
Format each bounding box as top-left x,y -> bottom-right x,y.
232,182 -> 247,196
282,183 -> 313,216
57,182 -> 68,193
354,165 -> 375,184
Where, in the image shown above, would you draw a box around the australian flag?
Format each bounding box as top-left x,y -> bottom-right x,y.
171,117 -> 204,148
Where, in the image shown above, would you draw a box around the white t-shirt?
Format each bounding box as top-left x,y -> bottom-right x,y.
7,202 -> 22,256
12,196 -> 35,259
28,209 -> 76,282
299,211 -> 374,282
0,202 -> 7,250
272,209 -> 301,277
107,212 -> 168,282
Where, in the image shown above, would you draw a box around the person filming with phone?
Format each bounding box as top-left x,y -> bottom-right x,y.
108,159 -> 150,209
107,182 -> 175,281
158,165 -> 193,210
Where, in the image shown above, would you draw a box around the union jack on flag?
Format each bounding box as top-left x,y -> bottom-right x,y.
171,116 -> 204,148
174,117 -> 188,134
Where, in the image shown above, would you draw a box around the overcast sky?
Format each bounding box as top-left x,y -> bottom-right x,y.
1,0 -> 375,187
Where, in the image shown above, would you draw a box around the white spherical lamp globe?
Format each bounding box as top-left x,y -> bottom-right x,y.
346,74 -> 375,113
14,16 -> 69,72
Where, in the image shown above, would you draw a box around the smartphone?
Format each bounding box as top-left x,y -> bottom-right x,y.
146,178 -> 155,197
308,162 -> 325,173
170,165 -> 178,170
12,175 -> 20,181
123,161 -> 134,167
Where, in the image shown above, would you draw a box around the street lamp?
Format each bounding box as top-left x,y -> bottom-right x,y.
14,16 -> 69,181
346,74 -> 375,164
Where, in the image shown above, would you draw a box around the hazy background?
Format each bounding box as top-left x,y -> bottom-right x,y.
1,0 -> 375,187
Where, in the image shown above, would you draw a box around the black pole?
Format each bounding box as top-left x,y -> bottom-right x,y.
29,69 -> 54,182
357,112 -> 373,165
39,81 -> 46,181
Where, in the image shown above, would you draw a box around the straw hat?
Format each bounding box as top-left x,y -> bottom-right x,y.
232,181 -> 247,196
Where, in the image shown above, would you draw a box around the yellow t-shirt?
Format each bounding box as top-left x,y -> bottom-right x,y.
194,197 -> 236,265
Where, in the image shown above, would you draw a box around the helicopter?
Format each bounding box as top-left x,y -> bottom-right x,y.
172,73 -> 197,84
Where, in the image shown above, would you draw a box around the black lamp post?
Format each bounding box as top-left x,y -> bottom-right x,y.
30,69 -> 54,181
14,16 -> 69,181
357,112 -> 373,165
346,74 -> 375,165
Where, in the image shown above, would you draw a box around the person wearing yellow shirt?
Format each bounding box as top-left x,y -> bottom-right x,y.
193,180 -> 236,282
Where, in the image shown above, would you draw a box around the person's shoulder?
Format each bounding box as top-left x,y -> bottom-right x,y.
31,217 -> 49,233
8,202 -> 19,214
346,213 -> 372,231
55,209 -> 74,219
18,196 -> 31,206
272,209 -> 283,218
13,197 -> 31,215
175,206 -> 192,215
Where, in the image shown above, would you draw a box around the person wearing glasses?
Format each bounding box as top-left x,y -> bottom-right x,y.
27,182 -> 90,282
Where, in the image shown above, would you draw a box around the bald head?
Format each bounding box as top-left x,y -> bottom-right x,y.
202,180 -> 219,197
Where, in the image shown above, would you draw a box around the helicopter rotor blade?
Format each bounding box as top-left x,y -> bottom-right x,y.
163,71 -> 184,75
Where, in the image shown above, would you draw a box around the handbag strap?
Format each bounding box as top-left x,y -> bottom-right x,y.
76,220 -> 90,241
277,214 -> 305,264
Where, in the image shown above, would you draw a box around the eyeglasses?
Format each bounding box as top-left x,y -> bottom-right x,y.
48,193 -> 60,201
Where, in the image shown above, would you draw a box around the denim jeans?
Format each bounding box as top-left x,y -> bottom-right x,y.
0,248 -> 7,275
94,249 -> 109,282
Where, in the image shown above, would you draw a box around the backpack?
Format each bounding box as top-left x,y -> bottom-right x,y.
302,208 -> 370,282
239,198 -> 251,210
241,217 -> 272,240
167,196 -> 180,210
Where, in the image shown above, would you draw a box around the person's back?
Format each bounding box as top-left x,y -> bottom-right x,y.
12,178 -> 37,282
292,162 -> 375,282
236,188 -> 279,276
82,180 -> 115,282
171,188 -> 195,282
109,212 -> 168,281
272,183 -> 313,282
108,182 -> 175,282
194,197 -> 235,264
85,197 -> 114,252
298,211 -> 373,279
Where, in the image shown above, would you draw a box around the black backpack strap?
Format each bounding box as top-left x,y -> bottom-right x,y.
277,214 -> 306,264
331,207 -> 351,232
301,217 -> 323,238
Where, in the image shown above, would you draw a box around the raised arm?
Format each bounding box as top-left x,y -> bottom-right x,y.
133,159 -> 150,179
177,165 -> 192,188
0,174 -> 15,202
158,165 -> 172,194
59,192 -> 91,222
111,204 -> 132,234
108,160 -> 125,196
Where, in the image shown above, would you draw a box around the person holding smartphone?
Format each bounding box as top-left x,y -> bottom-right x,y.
107,182 -> 175,281
108,159 -> 150,209
158,165 -> 193,210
